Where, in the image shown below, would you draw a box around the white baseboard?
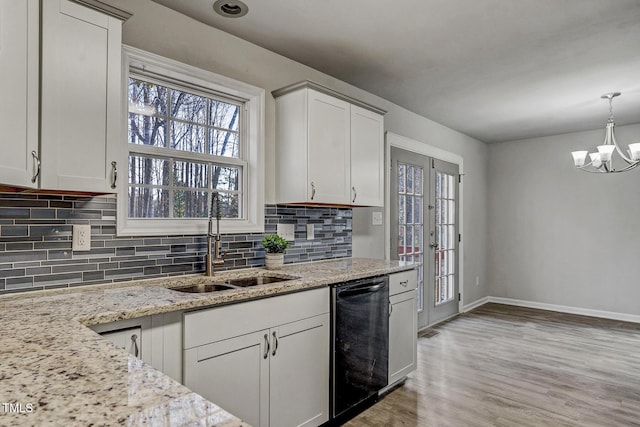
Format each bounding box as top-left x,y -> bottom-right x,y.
463,296 -> 489,313
485,296 -> 640,324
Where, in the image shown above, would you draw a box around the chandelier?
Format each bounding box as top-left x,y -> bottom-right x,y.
571,92 -> 640,173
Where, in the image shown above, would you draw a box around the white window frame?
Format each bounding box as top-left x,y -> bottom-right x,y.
117,46 -> 265,236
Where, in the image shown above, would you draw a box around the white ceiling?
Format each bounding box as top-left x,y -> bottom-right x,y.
152,0 -> 640,143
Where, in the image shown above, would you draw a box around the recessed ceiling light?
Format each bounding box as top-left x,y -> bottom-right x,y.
213,0 -> 249,18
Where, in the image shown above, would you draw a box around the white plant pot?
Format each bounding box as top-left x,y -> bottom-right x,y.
265,253 -> 284,270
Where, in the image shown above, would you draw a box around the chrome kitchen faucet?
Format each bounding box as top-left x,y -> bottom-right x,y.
205,191 -> 226,276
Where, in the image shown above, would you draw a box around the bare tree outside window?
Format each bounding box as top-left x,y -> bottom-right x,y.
127,78 -> 242,219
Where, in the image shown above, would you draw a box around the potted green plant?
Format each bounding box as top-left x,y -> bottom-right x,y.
261,233 -> 290,269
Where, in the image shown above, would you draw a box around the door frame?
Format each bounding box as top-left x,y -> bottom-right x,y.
385,131 -> 465,317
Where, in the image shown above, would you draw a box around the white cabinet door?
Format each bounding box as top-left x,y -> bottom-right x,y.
40,0 -> 121,193
307,90 -> 351,204
350,105 -> 384,207
100,327 -> 143,359
184,330 -> 270,427
90,316 -> 155,365
388,289 -> 418,385
0,0 -> 39,188
270,314 -> 330,427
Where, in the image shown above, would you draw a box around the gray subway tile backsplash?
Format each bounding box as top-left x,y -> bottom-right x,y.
0,193 -> 351,295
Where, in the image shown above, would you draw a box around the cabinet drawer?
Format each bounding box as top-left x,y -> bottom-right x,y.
389,269 -> 417,296
184,287 -> 329,349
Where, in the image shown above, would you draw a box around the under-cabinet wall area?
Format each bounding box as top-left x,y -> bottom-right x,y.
0,193 -> 352,295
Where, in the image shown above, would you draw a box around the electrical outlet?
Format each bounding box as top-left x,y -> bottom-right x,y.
72,225 -> 92,251
276,223 -> 295,241
372,211 -> 383,226
475,276 -> 480,286
306,224 -> 315,240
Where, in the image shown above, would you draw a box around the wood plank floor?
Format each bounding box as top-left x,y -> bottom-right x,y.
346,303 -> 640,427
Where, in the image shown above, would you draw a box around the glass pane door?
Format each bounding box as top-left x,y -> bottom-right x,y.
397,161 -> 424,310
429,159 -> 459,323
435,171 -> 456,305
390,147 -> 429,328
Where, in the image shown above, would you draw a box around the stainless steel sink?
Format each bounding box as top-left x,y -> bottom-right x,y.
170,282 -> 239,293
226,275 -> 292,287
168,274 -> 298,293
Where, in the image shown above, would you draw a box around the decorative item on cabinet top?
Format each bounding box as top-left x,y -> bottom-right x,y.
273,81 -> 386,207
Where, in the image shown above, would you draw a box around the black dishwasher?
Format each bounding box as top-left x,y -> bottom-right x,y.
330,275 -> 389,419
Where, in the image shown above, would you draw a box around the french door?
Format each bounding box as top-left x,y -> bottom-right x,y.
390,147 -> 459,328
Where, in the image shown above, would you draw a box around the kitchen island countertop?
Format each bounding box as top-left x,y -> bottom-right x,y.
0,258 -> 414,426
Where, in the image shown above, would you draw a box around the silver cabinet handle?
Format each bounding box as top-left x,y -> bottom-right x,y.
352,186 -> 357,203
31,151 -> 41,184
310,181 -> 316,200
389,300 -> 393,317
131,334 -> 139,358
263,333 -> 270,359
400,280 -> 409,287
111,161 -> 117,189
271,331 -> 278,357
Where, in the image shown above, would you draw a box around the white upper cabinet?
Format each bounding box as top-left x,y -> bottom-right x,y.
40,0 -> 126,193
0,0 -> 39,188
0,0 -> 130,193
350,105 -> 384,206
307,90 -> 351,204
273,81 -> 385,206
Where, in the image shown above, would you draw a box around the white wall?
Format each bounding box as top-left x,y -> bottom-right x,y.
107,0 -> 489,306
488,123 -> 640,315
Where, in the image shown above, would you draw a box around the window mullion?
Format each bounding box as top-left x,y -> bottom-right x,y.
167,157 -> 173,219
129,145 -> 246,168
165,86 -> 171,150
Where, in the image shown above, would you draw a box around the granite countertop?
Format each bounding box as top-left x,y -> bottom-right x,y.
0,258 -> 414,426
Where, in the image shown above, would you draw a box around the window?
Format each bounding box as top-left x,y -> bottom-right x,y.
117,47 -> 265,236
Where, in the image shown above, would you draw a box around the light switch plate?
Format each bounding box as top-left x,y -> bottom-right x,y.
306,224 -> 315,240
372,211 -> 383,226
276,223 -> 295,241
72,224 -> 91,251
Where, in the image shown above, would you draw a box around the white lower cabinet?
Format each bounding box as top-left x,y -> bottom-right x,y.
100,327 -> 142,358
90,312 -> 183,383
183,288 -> 330,427
388,270 -> 418,386
185,329 -> 268,425
268,314 -> 330,427
91,316 -> 152,363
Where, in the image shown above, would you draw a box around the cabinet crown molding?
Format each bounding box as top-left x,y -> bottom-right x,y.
70,0 -> 132,21
272,80 -> 387,116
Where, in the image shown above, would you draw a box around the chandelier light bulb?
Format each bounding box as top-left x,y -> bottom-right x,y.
628,143 -> 640,161
589,152 -> 602,168
596,145 -> 615,162
571,151 -> 588,167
